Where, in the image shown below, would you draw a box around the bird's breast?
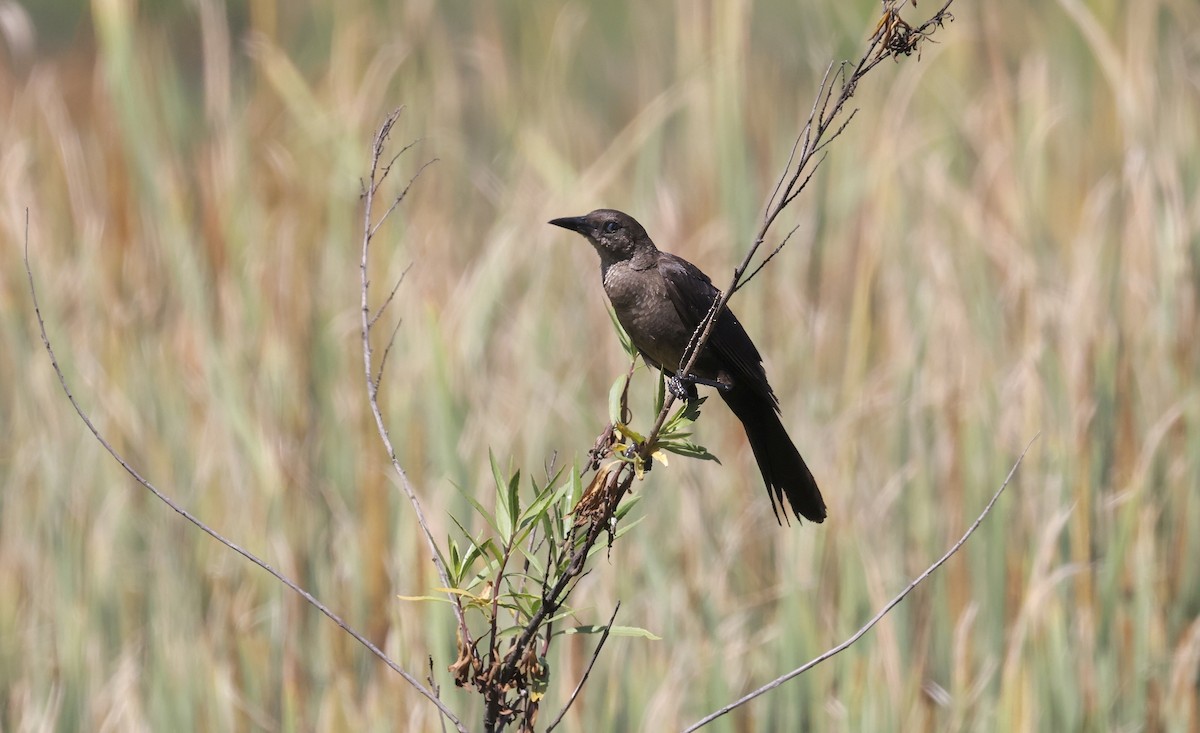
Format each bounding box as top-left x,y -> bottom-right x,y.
601,263 -> 693,371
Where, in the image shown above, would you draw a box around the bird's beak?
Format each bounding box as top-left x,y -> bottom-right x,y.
548,215 -> 589,234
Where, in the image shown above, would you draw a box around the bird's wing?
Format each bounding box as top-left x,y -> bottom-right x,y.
656,253 -> 778,406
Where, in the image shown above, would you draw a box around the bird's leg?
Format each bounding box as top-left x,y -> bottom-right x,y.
672,373 -> 733,396
667,374 -> 699,402
690,374 -> 734,393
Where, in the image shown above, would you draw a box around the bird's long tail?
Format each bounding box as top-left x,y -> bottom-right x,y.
720,385 -> 827,524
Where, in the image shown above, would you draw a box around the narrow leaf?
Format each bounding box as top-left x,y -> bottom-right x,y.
608,373 -> 629,425
565,625 -> 661,640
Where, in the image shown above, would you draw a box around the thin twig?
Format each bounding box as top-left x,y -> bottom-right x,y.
764,60 -> 831,218
545,602 -> 622,732
488,536 -> 517,667
682,433 -> 1039,732
370,262 -> 414,330
736,224 -> 800,292
370,158 -> 439,240
375,136 -> 423,192
429,656 -> 450,733
482,533 -> 521,732
374,317 -> 405,391
359,109 -> 471,646
23,209 -> 467,731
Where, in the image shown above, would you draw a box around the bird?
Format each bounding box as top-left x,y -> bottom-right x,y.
549,208 -> 826,524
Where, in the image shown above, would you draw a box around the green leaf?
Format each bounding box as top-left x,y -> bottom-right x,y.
489,450 -> 519,541
584,515 -> 644,559
446,516 -> 502,588
515,481 -> 572,570
446,537 -> 463,586
479,537 -> 506,567
431,536 -> 453,588
507,468 -> 521,538
608,372 -> 629,425
664,395 -> 706,431
657,430 -> 694,443
457,483 -> 502,538
395,594 -> 465,606
606,307 -> 637,357
493,624 -> 527,639
462,555 -> 500,592
658,439 -> 721,463
459,539 -> 488,582
544,606 -> 580,625
519,479 -> 571,534
515,545 -> 547,577
616,422 -> 647,444
612,493 -> 642,523
564,625 -> 661,640
503,590 -> 544,614
546,462 -> 583,542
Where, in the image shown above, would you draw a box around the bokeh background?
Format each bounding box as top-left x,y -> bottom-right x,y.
2,0 -> 1198,730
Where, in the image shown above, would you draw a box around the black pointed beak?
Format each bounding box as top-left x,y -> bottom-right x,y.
548,215 -> 589,234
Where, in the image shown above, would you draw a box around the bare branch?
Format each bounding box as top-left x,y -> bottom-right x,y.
638,0 -> 956,462
369,158 -> 439,241
360,106 -> 416,197
359,109 -> 472,649
545,602 -> 622,732
376,136 -> 423,192
682,434 -> 1039,732
763,59 -> 831,219
370,261 -> 414,330
374,316 -> 404,392
736,224 -> 801,291
775,150 -> 829,215
23,209 -> 467,731
810,109 -> 859,158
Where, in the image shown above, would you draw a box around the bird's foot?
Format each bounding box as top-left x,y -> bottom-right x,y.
667,375 -> 698,401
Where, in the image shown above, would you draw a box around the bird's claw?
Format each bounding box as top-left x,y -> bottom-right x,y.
667,375 -> 694,401
671,373 -> 734,399
711,380 -> 734,394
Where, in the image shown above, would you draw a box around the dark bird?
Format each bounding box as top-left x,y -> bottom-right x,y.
549,209 -> 826,524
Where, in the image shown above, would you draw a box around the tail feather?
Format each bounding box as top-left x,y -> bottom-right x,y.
720,385 -> 826,524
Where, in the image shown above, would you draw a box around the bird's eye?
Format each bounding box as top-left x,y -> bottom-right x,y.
603,221 -> 619,234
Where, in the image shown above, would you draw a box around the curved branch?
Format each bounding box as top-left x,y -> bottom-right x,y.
23,210 -> 467,731
682,433 -> 1039,731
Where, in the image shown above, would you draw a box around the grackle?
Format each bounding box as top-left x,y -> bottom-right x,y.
550,209 -> 826,524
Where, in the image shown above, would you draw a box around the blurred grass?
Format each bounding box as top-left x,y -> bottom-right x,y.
1,0 -> 1198,730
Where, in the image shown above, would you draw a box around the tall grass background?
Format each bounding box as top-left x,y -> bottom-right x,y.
1,0 -> 1198,730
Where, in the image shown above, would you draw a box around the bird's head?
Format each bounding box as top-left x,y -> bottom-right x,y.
548,209 -> 654,268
